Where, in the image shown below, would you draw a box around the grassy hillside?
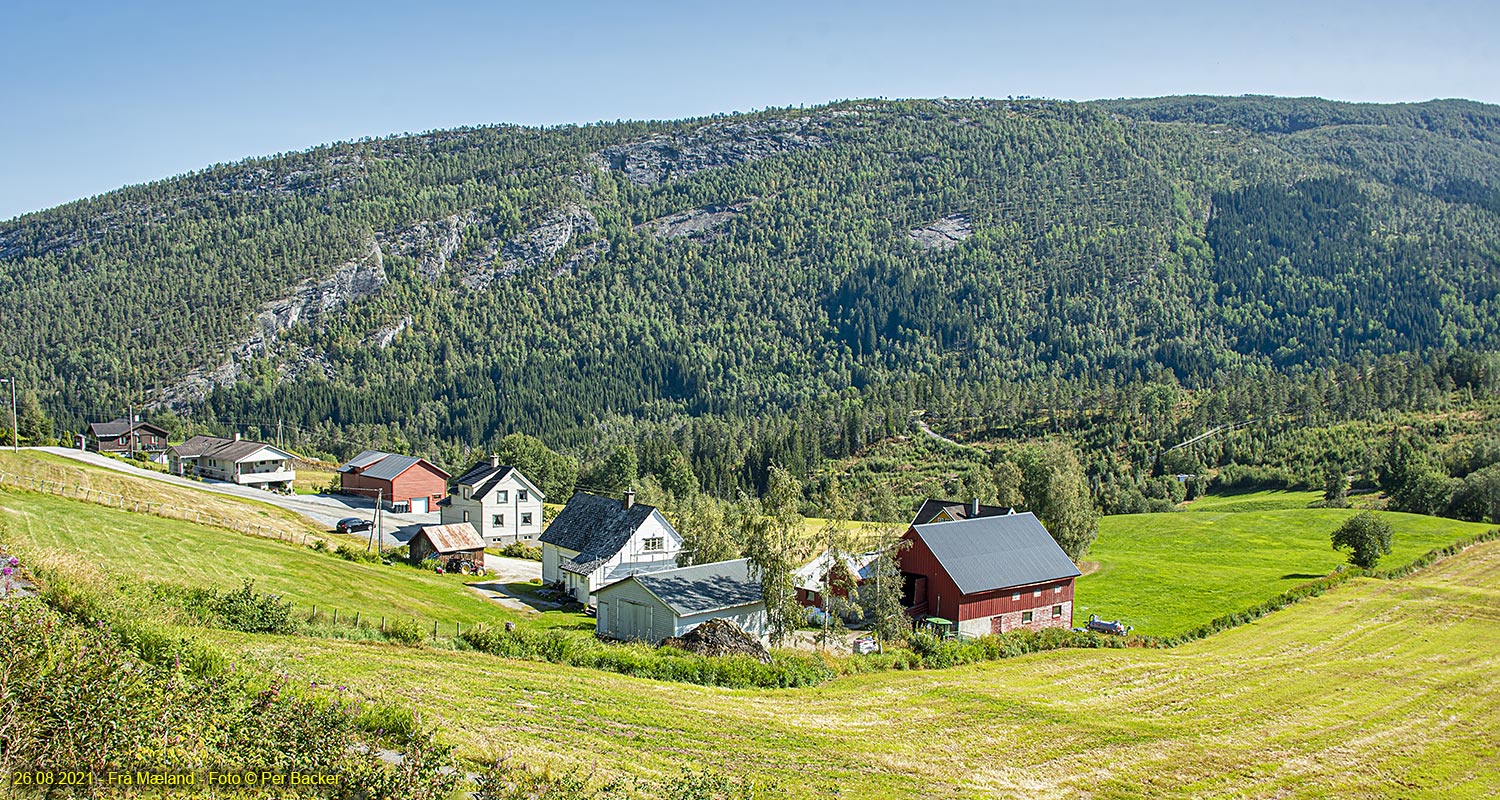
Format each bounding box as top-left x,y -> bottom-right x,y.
1078,508 -> 1493,635
203,539 -> 1500,798
0,485 -> 549,628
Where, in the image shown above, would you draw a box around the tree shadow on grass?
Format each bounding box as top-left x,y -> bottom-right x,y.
1281,573 -> 1326,580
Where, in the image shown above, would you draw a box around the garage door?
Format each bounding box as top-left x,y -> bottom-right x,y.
410,497 -> 428,514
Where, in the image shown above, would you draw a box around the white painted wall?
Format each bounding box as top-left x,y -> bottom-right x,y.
440,470 -> 544,543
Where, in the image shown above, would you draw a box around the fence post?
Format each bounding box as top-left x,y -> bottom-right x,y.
432,620 -> 438,639
333,609 -> 339,624
354,611 -> 360,627
311,605 -> 317,621
456,621 -> 461,637
380,616 -> 386,632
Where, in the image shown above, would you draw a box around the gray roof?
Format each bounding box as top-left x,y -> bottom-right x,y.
911,512 -> 1080,595
89,417 -> 169,438
453,459 -> 534,500
169,435 -> 294,463
540,492 -> 656,562
627,558 -> 763,616
337,450 -> 444,482
911,498 -> 1015,526
604,559 -> 683,583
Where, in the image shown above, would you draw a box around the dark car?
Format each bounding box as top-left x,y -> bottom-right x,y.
336,517 -> 373,534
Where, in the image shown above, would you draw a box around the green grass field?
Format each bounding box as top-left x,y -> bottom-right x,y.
1078,507 -> 1492,636
0,486 -> 562,628
205,539 -> 1500,798
1180,489 -> 1323,513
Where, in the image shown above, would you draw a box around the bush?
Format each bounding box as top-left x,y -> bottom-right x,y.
212,579 -> 296,634
494,541 -> 543,561
335,543 -> 382,563
384,617 -> 426,646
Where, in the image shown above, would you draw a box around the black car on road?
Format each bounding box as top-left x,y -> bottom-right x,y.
336,517 -> 373,534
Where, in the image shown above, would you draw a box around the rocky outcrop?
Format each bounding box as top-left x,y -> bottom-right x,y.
383,211 -> 478,281
461,205 -> 597,290
908,214 -> 973,250
639,199 -> 753,241
370,315 -> 413,349
164,239 -> 387,404
593,117 -> 827,186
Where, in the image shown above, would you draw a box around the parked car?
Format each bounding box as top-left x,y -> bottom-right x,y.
336,517 -> 373,534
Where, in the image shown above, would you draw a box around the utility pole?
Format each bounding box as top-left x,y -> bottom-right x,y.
2,379 -> 15,452
368,488 -> 384,554
277,418 -> 283,449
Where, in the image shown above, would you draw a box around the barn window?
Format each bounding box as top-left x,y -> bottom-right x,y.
1055,586 -> 1062,594
518,489 -> 528,502
497,490 -> 508,503
521,512 -> 533,525
643,536 -> 664,552
1011,592 -> 1020,601
1033,589 -> 1041,597
1022,611 -> 1033,624
493,514 -> 503,526
1052,605 -> 1063,618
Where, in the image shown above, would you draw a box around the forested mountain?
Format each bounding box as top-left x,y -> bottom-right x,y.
3,95 -> 1499,498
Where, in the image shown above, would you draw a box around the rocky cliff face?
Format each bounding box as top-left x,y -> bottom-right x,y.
593,117 -> 827,186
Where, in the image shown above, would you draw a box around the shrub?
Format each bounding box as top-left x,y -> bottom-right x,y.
212,579 -> 296,634
495,541 -> 543,561
336,543 -> 382,563
384,617 -> 426,646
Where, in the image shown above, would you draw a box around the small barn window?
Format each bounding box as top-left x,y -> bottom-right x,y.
1033,589 -> 1041,597
1022,611 -> 1033,624
518,489 -> 528,502
1055,586 -> 1062,594
521,512 -> 533,525
1011,592 -> 1020,601
497,490 -> 508,502
1052,605 -> 1063,618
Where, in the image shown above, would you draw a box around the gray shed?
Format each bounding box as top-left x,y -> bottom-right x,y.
595,558 -> 767,643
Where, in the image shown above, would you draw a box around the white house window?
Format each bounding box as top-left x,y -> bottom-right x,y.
497,490 -> 508,503
463,488 -> 471,500
463,510 -> 469,523
521,512 -> 533,526
518,489 -> 528,502
1052,605 -> 1063,618
643,536 -> 664,552
1022,611 -> 1034,624
493,514 -> 503,526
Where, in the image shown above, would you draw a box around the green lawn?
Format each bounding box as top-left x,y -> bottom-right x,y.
0,486 -> 591,630
1077,507 -> 1493,635
1180,489 -> 1323,513
205,539 -> 1500,799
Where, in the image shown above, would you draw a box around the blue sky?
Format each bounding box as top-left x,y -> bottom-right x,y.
2,0 -> 1496,220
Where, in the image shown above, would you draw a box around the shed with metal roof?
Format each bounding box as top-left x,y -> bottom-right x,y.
336,449 -> 450,513
594,558 -> 767,643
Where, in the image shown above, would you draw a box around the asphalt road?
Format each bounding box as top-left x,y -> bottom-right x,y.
33,447 -> 434,546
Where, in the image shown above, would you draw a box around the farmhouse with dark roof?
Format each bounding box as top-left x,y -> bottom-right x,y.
438,454 -> 544,544
540,490 -> 683,603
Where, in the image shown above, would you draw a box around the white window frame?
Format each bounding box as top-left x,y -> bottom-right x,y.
518,489 -> 528,502
643,536 -> 664,552
521,512 -> 533,526
497,489 -> 508,503
493,513 -> 503,526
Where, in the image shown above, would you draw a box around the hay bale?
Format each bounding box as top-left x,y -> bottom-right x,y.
659,618 -> 770,663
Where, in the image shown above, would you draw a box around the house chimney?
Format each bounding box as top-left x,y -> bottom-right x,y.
969,497 -> 980,518
490,453 -> 500,469
233,432 -> 242,442
623,489 -> 635,510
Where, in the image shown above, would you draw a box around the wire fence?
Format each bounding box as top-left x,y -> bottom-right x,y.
0,469 -> 321,546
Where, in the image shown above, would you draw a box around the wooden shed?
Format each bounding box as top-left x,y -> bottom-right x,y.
595,558 -> 767,643
409,522 -> 486,571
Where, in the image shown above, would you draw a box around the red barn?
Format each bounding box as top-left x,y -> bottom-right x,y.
898,512 -> 1081,638
337,450 -> 450,514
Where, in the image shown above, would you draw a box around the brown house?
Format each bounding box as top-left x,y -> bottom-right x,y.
336,450 -> 450,514
408,522 -> 486,570
87,417 -> 171,457
898,511 -> 1080,638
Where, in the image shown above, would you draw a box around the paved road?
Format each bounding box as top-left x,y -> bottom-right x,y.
32,447 -> 435,546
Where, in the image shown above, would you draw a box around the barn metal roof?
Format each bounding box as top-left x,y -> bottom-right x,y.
415,522 -> 485,554
911,512 -> 1081,595
337,450 -> 389,472
360,454 -> 423,482
627,558 -> 763,616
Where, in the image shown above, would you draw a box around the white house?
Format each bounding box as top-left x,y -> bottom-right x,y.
168,434 -> 297,491
594,558 -> 767,643
438,455 -> 544,544
540,490 -> 683,603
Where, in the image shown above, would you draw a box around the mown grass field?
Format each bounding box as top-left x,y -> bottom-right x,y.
0,486 -> 580,629
205,539 -> 1500,799
1077,506 -> 1493,636
1180,488 -> 1323,513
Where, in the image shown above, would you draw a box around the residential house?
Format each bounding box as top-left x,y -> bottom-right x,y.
408,522 -> 487,571
87,417 -> 171,459
438,455 -> 544,543
540,490 -> 683,603
168,434 -> 297,491
898,511 -> 1081,637
337,449 -> 449,513
594,558 -> 767,643
911,497 -> 1014,526
794,548 -> 879,609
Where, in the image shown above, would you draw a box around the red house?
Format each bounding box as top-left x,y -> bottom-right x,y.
898,511 -> 1081,638
336,450 -> 450,514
